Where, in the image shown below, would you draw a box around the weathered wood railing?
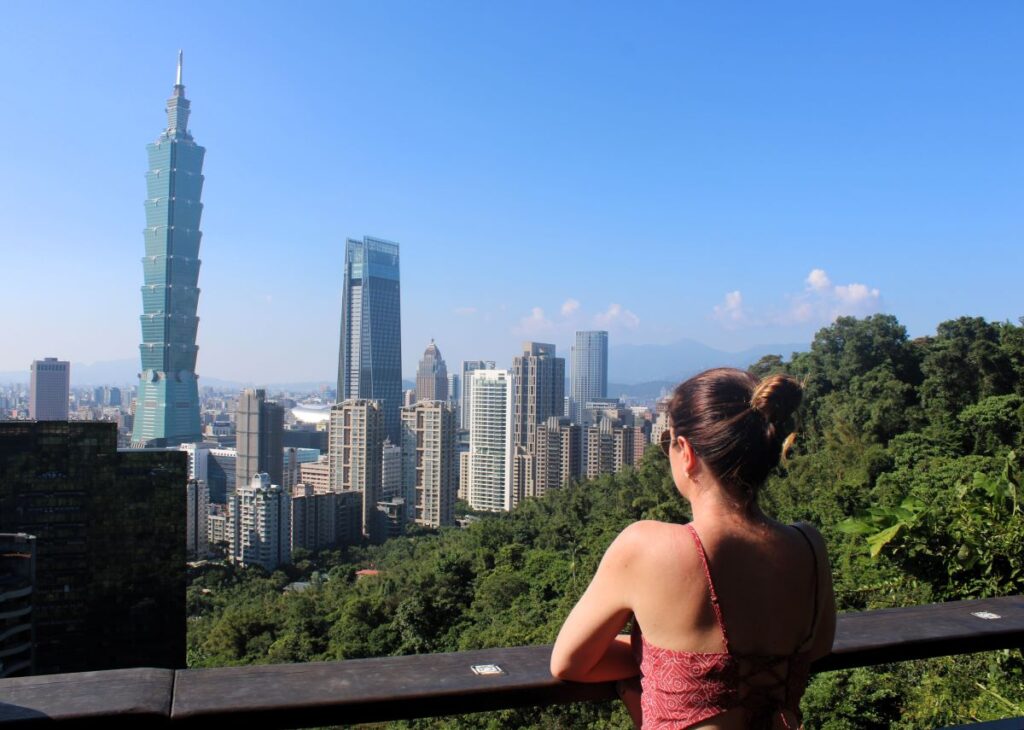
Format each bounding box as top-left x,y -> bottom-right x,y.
1,595 -> 1022,728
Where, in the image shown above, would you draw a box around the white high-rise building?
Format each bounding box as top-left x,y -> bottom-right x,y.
467,369 -> 514,512
570,331 -> 608,422
179,442 -> 213,481
460,360 -> 496,431
229,473 -> 291,571
29,358 -> 69,421
186,478 -> 210,559
401,400 -> 457,527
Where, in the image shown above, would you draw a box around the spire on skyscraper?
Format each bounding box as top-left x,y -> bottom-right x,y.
166,51 -> 191,135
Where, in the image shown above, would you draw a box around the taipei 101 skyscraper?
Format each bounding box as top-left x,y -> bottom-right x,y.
132,52 -> 204,447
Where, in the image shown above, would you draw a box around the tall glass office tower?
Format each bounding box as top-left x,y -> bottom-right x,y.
570,331 -> 609,422
132,53 -> 204,447
337,237 -> 403,444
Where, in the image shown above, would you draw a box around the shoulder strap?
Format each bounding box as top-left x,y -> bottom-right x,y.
791,523 -> 820,649
684,523 -> 730,651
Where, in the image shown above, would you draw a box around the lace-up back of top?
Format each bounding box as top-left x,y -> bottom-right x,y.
631,523 -> 820,730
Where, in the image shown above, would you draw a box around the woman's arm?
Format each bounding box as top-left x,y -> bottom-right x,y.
550,522 -> 648,682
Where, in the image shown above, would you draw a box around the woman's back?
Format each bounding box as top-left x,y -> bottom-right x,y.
631,518 -> 826,656
627,518 -> 833,729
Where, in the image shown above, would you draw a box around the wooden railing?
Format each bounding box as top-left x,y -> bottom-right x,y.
1,595 -> 1022,728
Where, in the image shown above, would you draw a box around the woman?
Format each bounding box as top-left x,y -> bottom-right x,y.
550,369 -> 836,729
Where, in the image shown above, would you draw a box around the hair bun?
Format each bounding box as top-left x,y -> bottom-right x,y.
750,374 -> 803,425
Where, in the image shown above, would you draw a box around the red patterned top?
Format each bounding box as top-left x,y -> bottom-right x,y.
630,524 -> 819,730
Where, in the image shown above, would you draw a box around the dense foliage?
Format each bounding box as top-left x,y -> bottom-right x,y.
188,314 -> 1024,728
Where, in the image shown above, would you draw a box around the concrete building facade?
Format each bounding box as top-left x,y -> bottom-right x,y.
229,473 -> 291,571
401,400 -> 457,528
186,478 -> 210,559
509,342 -> 565,507
532,416 -> 581,498
235,389 -> 284,495
290,484 -> 337,553
299,459 -> 331,494
585,420 -> 636,479
329,400 -> 384,541
29,358 -> 69,421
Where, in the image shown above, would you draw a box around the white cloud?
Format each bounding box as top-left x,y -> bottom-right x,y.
834,282 -> 880,306
785,268 -> 882,323
514,306 -> 556,336
593,303 -> 640,330
806,268 -> 832,292
711,270 -> 883,330
454,306 -> 477,316
560,298 -> 581,317
712,290 -> 746,326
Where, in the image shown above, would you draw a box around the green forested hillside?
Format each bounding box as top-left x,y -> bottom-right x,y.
187,315 -> 1024,728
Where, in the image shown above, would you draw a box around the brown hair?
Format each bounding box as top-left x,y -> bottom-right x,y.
668,368 -> 802,504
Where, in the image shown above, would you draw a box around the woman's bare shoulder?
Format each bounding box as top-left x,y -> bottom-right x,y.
616,519 -> 690,543
608,520 -> 699,573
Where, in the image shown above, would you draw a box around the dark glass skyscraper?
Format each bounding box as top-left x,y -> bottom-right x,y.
570,330 -> 609,422
337,236 -> 403,443
132,52 -> 204,447
0,422 -> 186,674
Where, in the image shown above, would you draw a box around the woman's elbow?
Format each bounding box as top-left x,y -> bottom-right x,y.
549,649 -> 583,681
550,653 -> 571,680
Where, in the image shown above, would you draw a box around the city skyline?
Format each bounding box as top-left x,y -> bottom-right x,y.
1,3 -> 1021,383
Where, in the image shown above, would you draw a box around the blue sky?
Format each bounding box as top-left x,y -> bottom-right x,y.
1,2 -> 1021,382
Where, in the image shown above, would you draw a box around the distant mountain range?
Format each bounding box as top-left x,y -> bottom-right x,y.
0,340 -> 807,392
601,339 -> 808,400
607,339 -> 807,385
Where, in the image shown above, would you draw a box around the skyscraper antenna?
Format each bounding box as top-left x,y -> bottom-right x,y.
176,50 -> 183,86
